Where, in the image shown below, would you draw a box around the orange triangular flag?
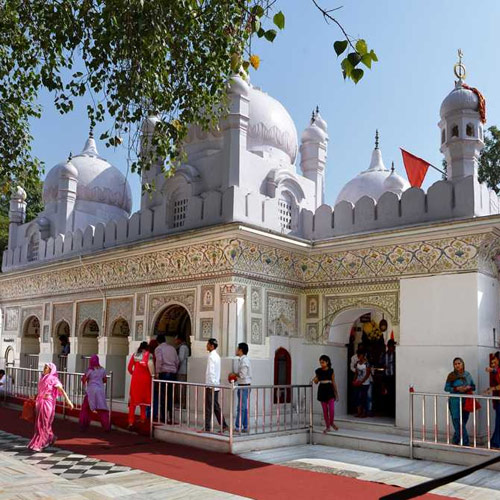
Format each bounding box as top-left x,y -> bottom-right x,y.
400,148 -> 430,188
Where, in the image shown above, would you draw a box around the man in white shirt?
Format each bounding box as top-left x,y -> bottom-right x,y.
204,338 -> 227,432
233,342 -> 252,432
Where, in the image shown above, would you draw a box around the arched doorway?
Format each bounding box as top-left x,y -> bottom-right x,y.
274,347 -> 291,403
79,319 -> 100,372
54,320 -> 71,371
21,315 -> 41,369
329,307 -> 396,420
108,318 -> 131,398
153,304 -> 191,348
4,346 -> 14,367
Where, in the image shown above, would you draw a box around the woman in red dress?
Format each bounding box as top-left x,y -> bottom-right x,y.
128,341 -> 154,428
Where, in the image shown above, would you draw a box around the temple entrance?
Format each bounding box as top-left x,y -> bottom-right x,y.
20,315 -> 41,369
54,320 -> 71,371
108,318 -> 131,398
329,307 -> 396,421
79,319 -> 100,372
153,305 -> 191,348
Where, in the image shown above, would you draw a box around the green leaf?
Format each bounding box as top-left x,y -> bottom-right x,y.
257,27 -> 266,38
341,58 -> 354,78
369,50 -> 378,62
264,29 -> 277,42
361,54 -> 372,69
251,5 -> 265,18
334,40 -> 348,57
347,52 -> 362,67
252,18 -> 261,33
273,11 -> 285,30
351,68 -> 364,84
355,39 -> 368,56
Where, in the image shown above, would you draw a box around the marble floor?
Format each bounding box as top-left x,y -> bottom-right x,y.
240,445 -> 500,500
0,430 -> 247,500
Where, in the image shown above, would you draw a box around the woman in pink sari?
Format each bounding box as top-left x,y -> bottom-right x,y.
79,355 -> 110,432
28,363 -> 73,452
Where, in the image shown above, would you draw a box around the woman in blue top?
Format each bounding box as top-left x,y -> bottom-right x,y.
444,357 -> 476,446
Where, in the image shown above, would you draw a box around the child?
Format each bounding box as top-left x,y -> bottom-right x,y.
313,355 -> 339,433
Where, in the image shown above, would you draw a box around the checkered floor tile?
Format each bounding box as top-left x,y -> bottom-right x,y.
0,429 -> 131,480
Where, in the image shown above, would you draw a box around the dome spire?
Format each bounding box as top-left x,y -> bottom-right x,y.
454,48 -> 466,84
81,128 -> 99,157
375,129 -> 379,149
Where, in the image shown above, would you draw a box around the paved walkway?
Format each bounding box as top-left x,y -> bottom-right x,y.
0,406 -> 451,499
241,445 -> 500,500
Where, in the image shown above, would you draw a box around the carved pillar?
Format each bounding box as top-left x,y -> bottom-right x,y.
220,284 -> 246,357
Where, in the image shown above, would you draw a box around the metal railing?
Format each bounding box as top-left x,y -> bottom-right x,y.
58,355 -> 68,373
409,389 -> 500,458
81,356 -> 92,372
23,354 -> 39,370
3,366 -> 113,421
149,380 -> 313,446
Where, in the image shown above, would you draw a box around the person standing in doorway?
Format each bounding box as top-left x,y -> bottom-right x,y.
381,339 -> 396,417
59,335 -> 70,355
232,342 -> 252,432
313,355 -> 339,433
353,350 -> 371,418
202,338 -> 227,432
444,357 -> 476,446
175,334 -> 189,408
154,334 -> 179,424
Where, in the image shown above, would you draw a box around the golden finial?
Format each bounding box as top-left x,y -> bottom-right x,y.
454,49 -> 466,82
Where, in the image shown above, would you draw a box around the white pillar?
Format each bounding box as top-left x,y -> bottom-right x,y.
220,284 -> 246,357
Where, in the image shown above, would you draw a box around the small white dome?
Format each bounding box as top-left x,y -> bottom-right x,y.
12,186 -> 27,201
59,157 -> 78,178
440,83 -> 479,118
314,112 -> 327,134
383,166 -> 410,196
43,135 -> 132,214
301,123 -> 327,144
247,85 -> 298,164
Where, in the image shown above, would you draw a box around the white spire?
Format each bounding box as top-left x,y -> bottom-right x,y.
81,129 -> 99,157
367,130 -> 388,172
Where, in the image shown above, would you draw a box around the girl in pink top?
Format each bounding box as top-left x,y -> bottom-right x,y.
79,355 -> 111,432
28,363 -> 73,452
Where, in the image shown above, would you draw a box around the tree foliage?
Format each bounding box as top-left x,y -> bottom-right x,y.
479,126 -> 500,193
0,0 -> 376,194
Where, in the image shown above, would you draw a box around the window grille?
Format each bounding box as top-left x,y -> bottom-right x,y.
278,198 -> 292,231
27,236 -> 39,262
172,198 -> 188,228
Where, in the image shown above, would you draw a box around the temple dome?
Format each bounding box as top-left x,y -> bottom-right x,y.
440,83 -> 479,118
383,165 -> 410,196
246,85 -> 298,164
43,135 -> 132,215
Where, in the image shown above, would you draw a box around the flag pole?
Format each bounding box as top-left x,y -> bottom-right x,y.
400,148 -> 446,176
427,162 -> 446,176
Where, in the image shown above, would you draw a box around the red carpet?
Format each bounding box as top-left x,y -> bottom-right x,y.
0,406 -> 452,500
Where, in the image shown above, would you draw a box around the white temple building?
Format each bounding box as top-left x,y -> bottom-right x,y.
1,57 -> 500,439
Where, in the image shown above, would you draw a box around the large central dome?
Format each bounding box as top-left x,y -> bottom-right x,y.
246,85 -> 298,164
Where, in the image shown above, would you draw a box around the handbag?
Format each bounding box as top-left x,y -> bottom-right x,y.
463,393 -> 481,412
21,399 -> 36,422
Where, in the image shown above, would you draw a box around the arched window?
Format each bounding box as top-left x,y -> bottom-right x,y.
111,318 -> 130,336
27,232 -> 40,262
278,192 -> 294,231
451,124 -> 459,138
274,347 -> 291,403
82,319 -> 100,337
466,123 -> 475,137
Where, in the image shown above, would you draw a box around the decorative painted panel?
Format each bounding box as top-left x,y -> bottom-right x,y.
21,306 -> 43,325
200,318 -> 213,339
42,324 -> 50,343
44,303 -> 50,321
135,320 -> 144,341
267,293 -> 298,337
251,287 -> 262,314
106,297 -> 133,333
76,301 -> 103,334
0,233 -> 496,301
200,285 -> 215,311
136,293 -> 145,315
4,307 -> 19,331
306,323 -> 321,343
149,292 -> 195,319
52,303 -> 73,333
306,295 -> 319,318
251,318 -> 263,344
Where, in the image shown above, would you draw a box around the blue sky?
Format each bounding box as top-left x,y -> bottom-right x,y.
30,0 -> 500,212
